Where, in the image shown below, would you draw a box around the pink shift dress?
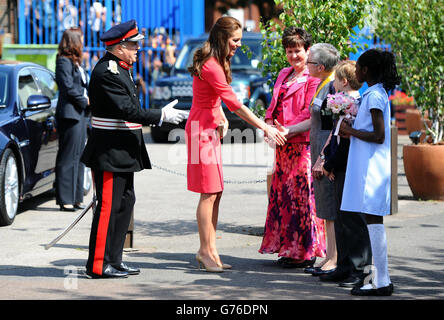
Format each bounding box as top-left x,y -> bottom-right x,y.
185,57 -> 242,193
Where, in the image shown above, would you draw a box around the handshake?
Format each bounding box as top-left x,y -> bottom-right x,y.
264,119 -> 289,147
161,99 -> 189,125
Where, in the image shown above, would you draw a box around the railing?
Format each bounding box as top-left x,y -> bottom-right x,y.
16,0 -> 204,108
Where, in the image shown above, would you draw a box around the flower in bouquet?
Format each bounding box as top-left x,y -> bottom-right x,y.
323,92 -> 359,143
323,92 -> 359,121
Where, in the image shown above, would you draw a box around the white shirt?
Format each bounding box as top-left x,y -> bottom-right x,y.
78,64 -> 88,99
341,83 -> 391,216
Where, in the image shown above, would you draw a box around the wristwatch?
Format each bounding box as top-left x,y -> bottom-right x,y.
320,154 -> 325,160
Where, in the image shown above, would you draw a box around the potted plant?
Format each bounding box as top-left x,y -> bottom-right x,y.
375,0 -> 444,200
389,90 -> 419,135
258,0 -> 373,80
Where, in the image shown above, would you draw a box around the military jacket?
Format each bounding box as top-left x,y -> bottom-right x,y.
81,52 -> 162,172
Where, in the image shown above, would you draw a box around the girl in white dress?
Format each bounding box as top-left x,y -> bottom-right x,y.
339,49 -> 400,296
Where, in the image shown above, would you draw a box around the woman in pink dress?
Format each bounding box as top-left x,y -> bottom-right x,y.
258,27 -> 327,268
185,16 -> 286,273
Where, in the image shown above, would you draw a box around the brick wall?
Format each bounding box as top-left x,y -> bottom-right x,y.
0,0 -> 17,42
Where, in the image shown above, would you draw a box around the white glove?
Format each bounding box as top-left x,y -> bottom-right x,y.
161,99 -> 189,125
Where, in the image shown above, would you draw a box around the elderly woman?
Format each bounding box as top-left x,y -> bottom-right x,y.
304,43 -> 341,275
258,27 -> 326,268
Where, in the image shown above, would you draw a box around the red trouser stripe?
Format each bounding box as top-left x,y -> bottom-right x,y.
92,171 -> 114,275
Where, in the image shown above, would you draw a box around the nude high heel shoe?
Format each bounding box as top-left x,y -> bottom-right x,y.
196,254 -> 223,273
219,262 -> 232,269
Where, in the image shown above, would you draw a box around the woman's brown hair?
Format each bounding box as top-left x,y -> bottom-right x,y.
57,27 -> 83,65
282,26 -> 312,50
188,16 -> 242,84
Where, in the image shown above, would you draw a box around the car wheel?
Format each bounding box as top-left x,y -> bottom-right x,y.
83,167 -> 92,196
0,149 -> 20,226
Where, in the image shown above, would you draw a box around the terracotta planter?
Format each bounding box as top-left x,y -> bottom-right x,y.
403,144 -> 444,200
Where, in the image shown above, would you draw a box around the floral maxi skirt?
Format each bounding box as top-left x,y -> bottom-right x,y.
259,143 -> 326,260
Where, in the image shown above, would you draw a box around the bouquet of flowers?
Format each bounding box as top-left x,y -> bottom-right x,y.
323,92 -> 359,142
324,91 -> 359,120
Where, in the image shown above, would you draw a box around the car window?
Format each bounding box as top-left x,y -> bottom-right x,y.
18,69 -> 40,108
32,68 -> 58,100
0,71 -> 8,107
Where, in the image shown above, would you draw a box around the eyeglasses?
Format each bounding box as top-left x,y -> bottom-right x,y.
306,61 -> 319,65
121,42 -> 140,50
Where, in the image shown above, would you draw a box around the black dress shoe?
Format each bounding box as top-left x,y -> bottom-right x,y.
282,257 -> 316,269
319,269 -> 349,282
114,262 -> 140,275
339,274 -> 365,288
59,205 -> 76,212
304,266 -> 320,274
351,283 -> 394,296
86,265 -> 128,279
74,203 -> 86,210
312,267 -> 337,277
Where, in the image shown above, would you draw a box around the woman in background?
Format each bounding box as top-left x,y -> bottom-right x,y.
55,27 -> 89,211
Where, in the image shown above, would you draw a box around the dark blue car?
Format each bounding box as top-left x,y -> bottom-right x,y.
149,32 -> 271,142
0,61 -> 90,226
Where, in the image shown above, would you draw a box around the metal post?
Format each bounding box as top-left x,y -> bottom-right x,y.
18,0 -> 26,44
391,124 -> 398,214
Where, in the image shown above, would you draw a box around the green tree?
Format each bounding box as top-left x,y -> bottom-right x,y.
374,0 -> 444,143
258,0 -> 373,84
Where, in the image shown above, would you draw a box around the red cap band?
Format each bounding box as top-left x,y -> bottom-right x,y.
105,28 -> 139,46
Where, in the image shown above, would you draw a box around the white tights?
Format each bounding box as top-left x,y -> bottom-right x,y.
361,223 -> 391,289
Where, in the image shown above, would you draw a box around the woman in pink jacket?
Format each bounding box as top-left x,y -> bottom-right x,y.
259,27 -> 326,268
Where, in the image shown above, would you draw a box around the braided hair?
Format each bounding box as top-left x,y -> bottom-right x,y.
357,49 -> 401,92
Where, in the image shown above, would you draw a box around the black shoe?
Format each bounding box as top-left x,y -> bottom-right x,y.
59,205 -> 76,212
351,283 -> 394,296
339,274 -> 365,288
114,262 -> 140,275
276,257 -> 292,265
74,203 -> 86,210
85,265 -> 128,279
282,257 -> 316,269
304,266 -> 320,274
319,269 -> 349,282
312,267 -> 337,277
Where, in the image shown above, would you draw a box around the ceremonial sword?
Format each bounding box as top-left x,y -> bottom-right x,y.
44,195 -> 96,250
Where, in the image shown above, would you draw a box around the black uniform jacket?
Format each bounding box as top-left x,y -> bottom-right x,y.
81,52 -> 162,172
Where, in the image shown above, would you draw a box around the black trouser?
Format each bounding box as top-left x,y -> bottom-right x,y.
333,171 -> 372,275
86,170 -> 135,275
55,117 -> 87,205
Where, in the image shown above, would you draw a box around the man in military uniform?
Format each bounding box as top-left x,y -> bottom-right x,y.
81,20 -> 188,279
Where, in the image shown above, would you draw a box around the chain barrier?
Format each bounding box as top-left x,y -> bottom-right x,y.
152,164 -> 266,184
